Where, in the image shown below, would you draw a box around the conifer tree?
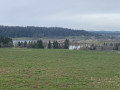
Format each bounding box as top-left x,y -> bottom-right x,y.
53,40 -> 56,49
64,39 -> 69,49
24,41 -> 27,47
18,41 -> 21,47
55,41 -> 59,49
48,40 -> 52,49
53,40 -> 59,49
37,40 -> 44,48
114,43 -> 119,50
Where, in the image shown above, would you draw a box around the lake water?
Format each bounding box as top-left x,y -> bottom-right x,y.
13,40 -> 34,46
69,45 -> 81,50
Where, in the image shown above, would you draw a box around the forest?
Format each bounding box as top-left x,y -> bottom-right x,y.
0,37 -> 13,48
0,25 -> 94,38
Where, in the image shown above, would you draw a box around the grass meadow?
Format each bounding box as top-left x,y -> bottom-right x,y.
0,48 -> 120,90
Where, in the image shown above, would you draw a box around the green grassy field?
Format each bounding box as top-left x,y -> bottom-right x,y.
0,48 -> 120,90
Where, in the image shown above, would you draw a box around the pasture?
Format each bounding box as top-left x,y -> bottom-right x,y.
0,48 -> 120,90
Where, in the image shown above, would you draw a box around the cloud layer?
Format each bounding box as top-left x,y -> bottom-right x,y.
0,0 -> 120,31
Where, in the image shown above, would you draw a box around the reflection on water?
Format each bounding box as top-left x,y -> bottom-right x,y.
69,45 -> 80,50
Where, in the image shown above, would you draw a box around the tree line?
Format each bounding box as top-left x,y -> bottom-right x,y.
0,25 -> 94,38
1,36 -> 120,51
15,39 -> 69,49
0,37 -> 13,48
88,42 -> 120,51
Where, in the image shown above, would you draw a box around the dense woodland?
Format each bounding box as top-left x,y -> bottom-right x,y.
90,31 -> 120,35
0,25 -> 94,38
0,37 -> 13,48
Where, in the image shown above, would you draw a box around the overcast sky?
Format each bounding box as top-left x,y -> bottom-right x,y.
0,0 -> 120,31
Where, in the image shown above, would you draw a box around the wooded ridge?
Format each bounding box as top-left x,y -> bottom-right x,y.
0,25 -> 94,37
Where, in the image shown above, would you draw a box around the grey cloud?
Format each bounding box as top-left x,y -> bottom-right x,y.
0,0 -> 120,30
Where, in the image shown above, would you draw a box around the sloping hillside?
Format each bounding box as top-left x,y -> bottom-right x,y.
0,25 -> 94,37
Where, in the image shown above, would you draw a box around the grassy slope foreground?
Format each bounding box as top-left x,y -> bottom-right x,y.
0,49 -> 120,90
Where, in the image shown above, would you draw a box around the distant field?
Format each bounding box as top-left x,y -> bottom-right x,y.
0,49 -> 120,90
12,37 -> 34,40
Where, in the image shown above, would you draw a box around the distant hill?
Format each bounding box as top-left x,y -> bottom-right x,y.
0,25 -> 94,38
89,31 -> 120,35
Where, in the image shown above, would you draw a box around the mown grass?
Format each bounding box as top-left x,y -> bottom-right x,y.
0,48 -> 120,90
